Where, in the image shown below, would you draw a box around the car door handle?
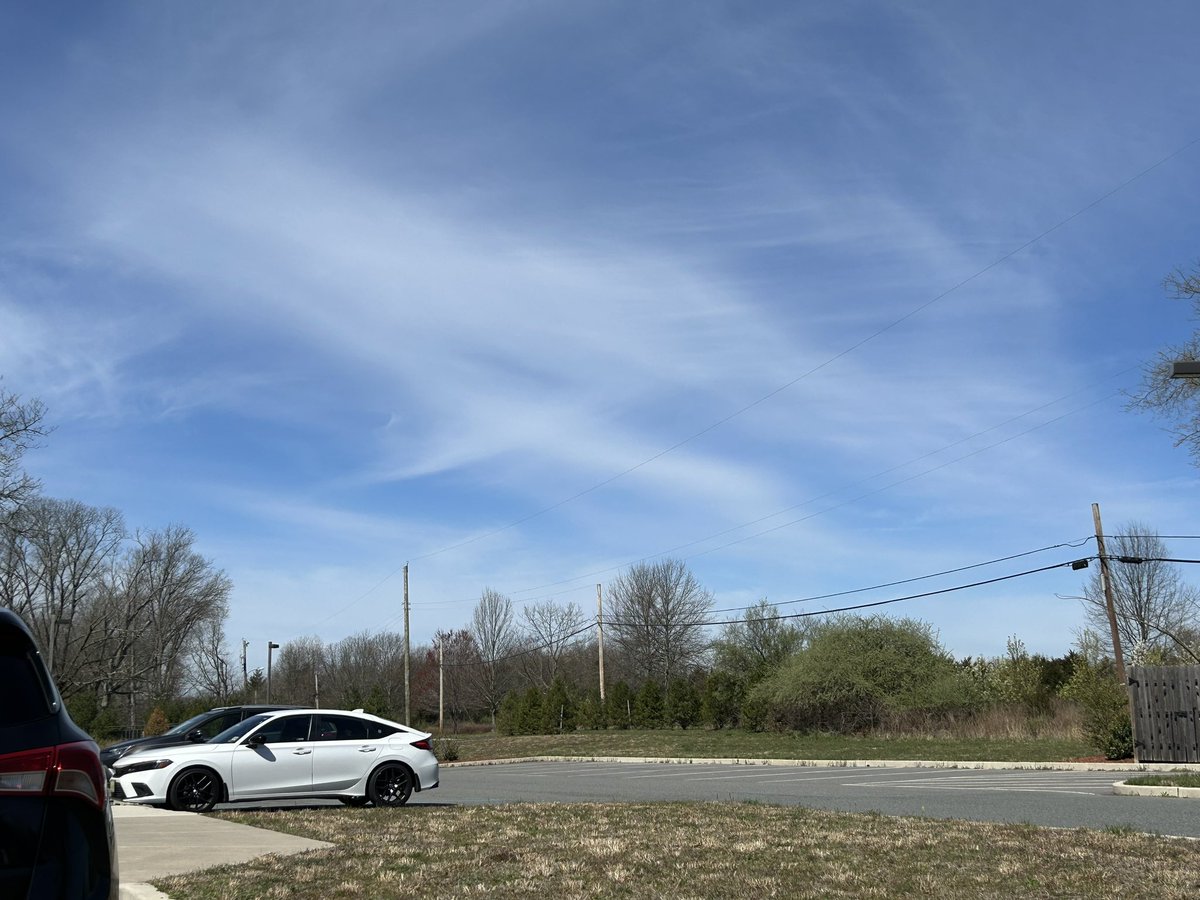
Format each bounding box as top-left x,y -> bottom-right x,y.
358,747 -> 377,753
293,748 -> 312,756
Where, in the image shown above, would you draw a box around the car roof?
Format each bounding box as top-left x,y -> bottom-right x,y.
250,708 -> 411,728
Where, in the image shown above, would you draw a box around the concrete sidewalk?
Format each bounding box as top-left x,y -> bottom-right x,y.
113,802 -> 332,900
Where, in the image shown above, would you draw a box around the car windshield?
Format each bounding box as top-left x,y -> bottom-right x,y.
164,711 -> 213,736
210,713 -> 272,744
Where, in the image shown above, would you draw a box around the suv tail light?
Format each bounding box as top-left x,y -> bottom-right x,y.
410,738 -> 433,752
0,740 -> 107,810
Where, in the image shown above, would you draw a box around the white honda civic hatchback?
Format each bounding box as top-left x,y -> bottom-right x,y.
109,708 -> 438,812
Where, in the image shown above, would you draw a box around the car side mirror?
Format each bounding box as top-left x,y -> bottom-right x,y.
245,732 -> 267,747
187,729 -> 206,743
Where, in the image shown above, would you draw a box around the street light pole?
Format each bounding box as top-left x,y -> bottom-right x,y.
267,641 -> 280,703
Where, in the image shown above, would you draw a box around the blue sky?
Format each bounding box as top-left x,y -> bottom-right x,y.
3,1 -> 1200,671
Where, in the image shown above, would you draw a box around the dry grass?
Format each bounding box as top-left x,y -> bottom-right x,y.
154,802 -> 1200,899
444,727 -> 1095,763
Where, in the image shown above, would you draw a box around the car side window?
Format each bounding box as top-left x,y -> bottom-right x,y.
366,722 -> 399,739
199,712 -> 242,739
252,714 -> 312,744
313,715 -> 369,741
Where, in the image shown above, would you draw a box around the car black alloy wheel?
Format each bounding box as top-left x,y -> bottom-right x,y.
368,763 -> 413,807
169,768 -> 222,813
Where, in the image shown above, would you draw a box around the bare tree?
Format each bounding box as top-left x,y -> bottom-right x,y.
325,631 -> 405,713
469,588 -> 516,728
273,636 -> 328,707
1082,522 -> 1200,659
0,497 -> 125,693
712,598 -> 806,685
517,599 -> 587,689
1130,264 -> 1200,463
187,616 -> 237,702
0,386 -> 48,514
122,526 -> 232,702
607,559 -> 713,687
430,628 -> 482,729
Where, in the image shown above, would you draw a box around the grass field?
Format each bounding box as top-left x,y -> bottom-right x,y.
153,802 -> 1200,899
441,729 -> 1098,763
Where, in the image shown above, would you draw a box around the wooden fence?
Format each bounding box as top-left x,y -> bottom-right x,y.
1128,665 -> 1200,764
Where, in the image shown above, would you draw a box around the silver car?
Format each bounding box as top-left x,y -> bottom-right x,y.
110,708 -> 438,812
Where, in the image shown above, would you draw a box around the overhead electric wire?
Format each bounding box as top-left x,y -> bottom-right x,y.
405,382 -> 1124,614
440,620 -> 596,669
706,537 -> 1094,616
605,559 -> 1084,630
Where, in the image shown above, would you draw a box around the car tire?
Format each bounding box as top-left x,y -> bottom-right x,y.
367,763 -> 413,807
168,767 -> 223,813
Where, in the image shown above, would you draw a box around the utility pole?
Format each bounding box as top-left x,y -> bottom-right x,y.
438,638 -> 444,735
267,641 -> 280,703
596,583 -> 606,703
403,563 -> 411,725
314,666 -> 320,709
241,639 -> 249,689
1092,503 -> 1127,685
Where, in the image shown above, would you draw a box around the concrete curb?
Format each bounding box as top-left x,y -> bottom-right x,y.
120,884 -> 172,900
445,754 -> 1200,773
1112,781 -> 1200,799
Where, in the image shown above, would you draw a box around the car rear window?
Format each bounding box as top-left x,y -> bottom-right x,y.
0,630 -> 53,726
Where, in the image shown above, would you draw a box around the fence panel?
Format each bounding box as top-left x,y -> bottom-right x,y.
1128,665 -> 1200,764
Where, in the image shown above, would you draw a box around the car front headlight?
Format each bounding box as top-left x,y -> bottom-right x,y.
114,758 -> 174,775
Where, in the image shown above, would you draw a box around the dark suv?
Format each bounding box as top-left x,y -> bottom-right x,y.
0,608 -> 117,899
99,704 -> 300,769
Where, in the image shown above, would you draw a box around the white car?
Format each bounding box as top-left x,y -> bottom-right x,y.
109,708 -> 438,812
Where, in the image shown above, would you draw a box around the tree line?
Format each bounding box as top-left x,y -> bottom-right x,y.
0,387 -> 232,738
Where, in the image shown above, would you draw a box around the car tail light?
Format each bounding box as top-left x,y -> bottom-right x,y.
0,741 -> 107,810
410,738 -> 433,752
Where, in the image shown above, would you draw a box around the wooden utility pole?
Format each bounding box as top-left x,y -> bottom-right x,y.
596,583 -> 606,702
438,638 -> 444,734
403,563 -> 411,725
1092,503 -> 1127,685
241,638 -> 248,688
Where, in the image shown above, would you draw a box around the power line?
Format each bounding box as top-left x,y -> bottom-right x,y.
707,538 -> 1094,616
404,383 -> 1123,615
606,559 -> 1083,630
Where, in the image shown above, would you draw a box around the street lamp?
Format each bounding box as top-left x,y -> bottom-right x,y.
267,641 -> 280,702
1170,361 -> 1200,378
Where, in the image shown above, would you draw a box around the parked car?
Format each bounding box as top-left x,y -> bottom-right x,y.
99,704 -> 300,769
0,608 -> 118,899
110,708 -> 438,812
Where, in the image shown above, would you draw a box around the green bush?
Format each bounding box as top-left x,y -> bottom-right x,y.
667,679 -> 701,729
576,691 -> 606,730
750,616 -> 975,733
89,705 -> 121,743
608,681 -> 634,730
67,691 -> 99,733
1061,662 -> 1132,760
702,671 -> 744,729
541,677 -> 576,734
633,680 -> 665,728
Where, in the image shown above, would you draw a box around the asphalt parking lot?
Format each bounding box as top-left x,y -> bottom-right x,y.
432,760 -> 1200,837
